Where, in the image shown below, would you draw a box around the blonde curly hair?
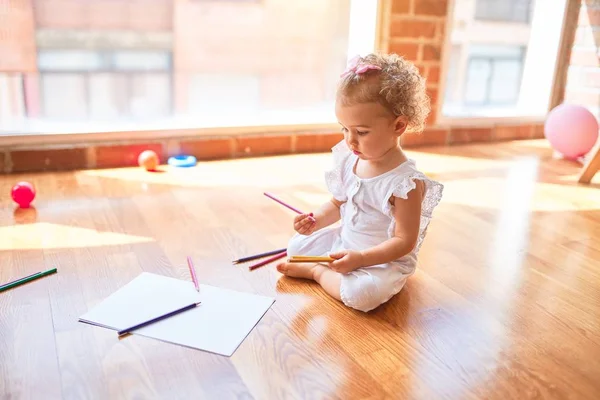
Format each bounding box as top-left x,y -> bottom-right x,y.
337,53 -> 430,133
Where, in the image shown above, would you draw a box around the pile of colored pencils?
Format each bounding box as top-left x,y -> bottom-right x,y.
232,248 -> 287,271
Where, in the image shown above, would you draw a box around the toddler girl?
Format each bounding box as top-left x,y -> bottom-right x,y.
276,53 -> 444,312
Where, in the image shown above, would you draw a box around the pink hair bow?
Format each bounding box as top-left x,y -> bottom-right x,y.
340,55 -> 382,78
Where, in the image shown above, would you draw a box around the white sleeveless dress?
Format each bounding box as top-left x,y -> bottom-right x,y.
286,140 -> 444,312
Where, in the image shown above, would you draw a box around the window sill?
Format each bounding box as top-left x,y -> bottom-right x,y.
0,122 -> 340,148
0,119 -> 546,174
435,114 -> 546,127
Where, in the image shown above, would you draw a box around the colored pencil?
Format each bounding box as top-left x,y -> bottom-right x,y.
249,251 -> 287,271
289,255 -> 334,259
264,192 -> 304,214
287,256 -> 334,263
1,271 -> 38,286
186,256 -> 199,292
0,268 -> 57,293
117,301 -> 201,337
263,192 -> 315,222
233,248 -> 287,264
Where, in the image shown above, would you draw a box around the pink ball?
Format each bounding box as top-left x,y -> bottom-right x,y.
11,181 -> 36,208
545,103 -> 599,160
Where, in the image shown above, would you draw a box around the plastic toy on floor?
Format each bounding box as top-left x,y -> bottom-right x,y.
11,181 -> 36,208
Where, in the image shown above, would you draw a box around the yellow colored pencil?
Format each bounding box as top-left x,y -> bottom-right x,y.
287,256 -> 334,263
289,255 -> 331,259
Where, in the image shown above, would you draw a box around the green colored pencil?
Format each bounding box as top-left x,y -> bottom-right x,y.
0,268 -> 57,293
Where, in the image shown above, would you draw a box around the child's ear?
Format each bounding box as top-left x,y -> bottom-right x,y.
393,116 -> 408,136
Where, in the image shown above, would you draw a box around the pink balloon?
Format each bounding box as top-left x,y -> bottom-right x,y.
545,103 -> 599,160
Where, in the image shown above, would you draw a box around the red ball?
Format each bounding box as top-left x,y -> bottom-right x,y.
11,181 -> 36,208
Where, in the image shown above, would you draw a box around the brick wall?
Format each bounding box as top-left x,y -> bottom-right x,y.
0,132 -> 345,173
388,0 -> 446,125
566,0 -> 600,121
0,0 -> 37,72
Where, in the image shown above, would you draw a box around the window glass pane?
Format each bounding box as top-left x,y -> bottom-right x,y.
489,59 -> 522,103
464,59 -> 491,104
187,74 -> 260,124
475,0 -> 533,23
38,50 -> 105,71
41,73 -> 87,119
130,73 -> 171,118
470,44 -> 523,58
113,51 -> 170,71
88,73 -> 129,119
0,74 -> 26,128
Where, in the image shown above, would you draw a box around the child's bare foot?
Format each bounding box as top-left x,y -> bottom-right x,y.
276,261 -> 318,280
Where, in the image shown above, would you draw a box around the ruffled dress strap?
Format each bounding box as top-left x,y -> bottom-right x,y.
382,164 -> 444,249
324,140 -> 353,201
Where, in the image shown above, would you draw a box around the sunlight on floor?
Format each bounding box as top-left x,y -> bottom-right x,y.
0,222 -> 154,251
76,145 -> 599,214
405,151 -> 511,174
81,151 -> 512,189
80,154 -> 332,188
511,140 -> 552,150
442,177 -> 600,212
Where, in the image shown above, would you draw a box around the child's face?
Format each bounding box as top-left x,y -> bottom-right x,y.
335,100 -> 406,161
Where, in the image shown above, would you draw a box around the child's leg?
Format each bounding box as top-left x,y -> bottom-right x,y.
312,265 -> 342,301
277,227 -> 343,300
279,262 -> 410,311
339,264 -> 412,312
279,229 -> 412,311
278,261 -> 342,300
286,227 -> 340,257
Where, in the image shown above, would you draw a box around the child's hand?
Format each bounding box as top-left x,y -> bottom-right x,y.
294,213 -> 316,235
328,250 -> 364,273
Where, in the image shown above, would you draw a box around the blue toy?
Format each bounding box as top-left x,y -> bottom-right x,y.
168,155 -> 197,168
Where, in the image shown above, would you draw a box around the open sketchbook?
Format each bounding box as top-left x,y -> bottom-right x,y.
79,272 -> 275,356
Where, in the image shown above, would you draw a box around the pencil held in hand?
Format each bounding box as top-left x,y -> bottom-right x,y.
287,255 -> 334,263
294,213 -> 316,235
264,192 -> 315,222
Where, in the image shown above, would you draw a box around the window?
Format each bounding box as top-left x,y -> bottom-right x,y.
0,0 -> 379,134
463,45 -> 525,105
38,50 -> 172,121
475,0 -> 534,24
442,0 -> 567,118
0,74 -> 27,130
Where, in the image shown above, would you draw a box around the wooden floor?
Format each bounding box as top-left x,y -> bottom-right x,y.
1,139 -> 599,399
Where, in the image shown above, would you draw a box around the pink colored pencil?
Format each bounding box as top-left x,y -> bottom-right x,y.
264,192 -> 304,214
187,256 -> 199,292
249,251 -> 287,271
263,192 -> 315,222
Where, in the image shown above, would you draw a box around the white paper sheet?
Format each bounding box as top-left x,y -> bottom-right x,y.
79,272 -> 275,356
